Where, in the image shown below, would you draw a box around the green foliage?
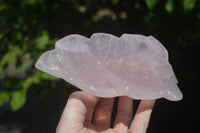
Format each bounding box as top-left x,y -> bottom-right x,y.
0,92 -> 10,106
165,0 -> 174,13
145,0 -> 199,13
0,46 -> 22,70
145,0 -> 159,9
182,0 -> 197,12
112,0 -> 120,4
0,0 -> 60,111
10,90 -> 26,111
35,31 -> 50,49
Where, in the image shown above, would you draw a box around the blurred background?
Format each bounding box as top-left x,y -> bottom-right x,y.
0,0 -> 199,132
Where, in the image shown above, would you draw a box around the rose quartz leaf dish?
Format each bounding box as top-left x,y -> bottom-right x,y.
35,33 -> 183,101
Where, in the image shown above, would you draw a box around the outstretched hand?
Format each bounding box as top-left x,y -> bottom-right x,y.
56,91 -> 155,133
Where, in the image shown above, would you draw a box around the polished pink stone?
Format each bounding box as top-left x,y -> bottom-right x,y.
35,33 -> 183,101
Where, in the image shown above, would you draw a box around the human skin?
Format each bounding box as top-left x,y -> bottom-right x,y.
56,91 -> 155,133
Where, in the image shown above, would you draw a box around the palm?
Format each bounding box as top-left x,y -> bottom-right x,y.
56,91 -> 155,133
81,126 -> 124,133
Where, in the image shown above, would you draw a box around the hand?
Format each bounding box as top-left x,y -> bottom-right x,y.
56,91 -> 155,133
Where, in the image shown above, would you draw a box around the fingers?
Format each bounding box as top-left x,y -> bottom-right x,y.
129,100 -> 156,133
56,91 -> 99,133
113,96 -> 133,133
93,98 -> 115,128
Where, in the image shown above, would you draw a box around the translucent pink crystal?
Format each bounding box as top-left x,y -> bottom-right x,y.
35,33 -> 183,101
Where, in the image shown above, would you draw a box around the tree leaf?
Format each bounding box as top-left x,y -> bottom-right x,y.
145,0 -> 159,9
36,30 -> 50,49
0,4 -> 8,12
10,91 -> 26,111
182,0 -> 197,12
112,0 -> 119,4
0,92 -> 10,106
165,0 -> 174,13
0,46 -> 22,71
